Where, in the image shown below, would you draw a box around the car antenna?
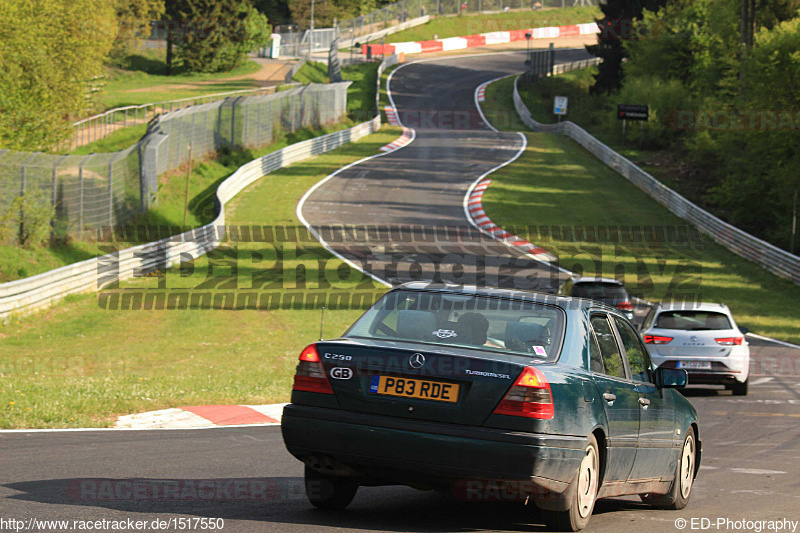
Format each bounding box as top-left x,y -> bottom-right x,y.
319,306 -> 326,341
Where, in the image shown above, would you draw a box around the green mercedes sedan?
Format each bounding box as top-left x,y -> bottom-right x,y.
281,283 -> 701,531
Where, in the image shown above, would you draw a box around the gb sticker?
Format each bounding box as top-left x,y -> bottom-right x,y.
330,367 -> 353,380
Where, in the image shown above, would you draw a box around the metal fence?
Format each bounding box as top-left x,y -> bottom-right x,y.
0,55 -> 395,320
512,69 -> 800,284
68,86 -> 284,151
0,83 -> 350,239
272,29 -> 339,58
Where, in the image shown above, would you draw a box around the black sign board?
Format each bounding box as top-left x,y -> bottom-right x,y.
617,104 -> 649,121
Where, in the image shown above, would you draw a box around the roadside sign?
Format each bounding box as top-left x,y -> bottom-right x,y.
554,96 -> 568,116
617,104 -> 649,121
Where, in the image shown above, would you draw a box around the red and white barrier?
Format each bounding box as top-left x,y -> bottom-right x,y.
363,22 -> 598,56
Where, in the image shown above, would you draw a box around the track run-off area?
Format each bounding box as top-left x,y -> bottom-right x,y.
2,51 -> 800,533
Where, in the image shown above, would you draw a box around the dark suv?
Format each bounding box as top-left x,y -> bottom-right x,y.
563,277 -> 634,320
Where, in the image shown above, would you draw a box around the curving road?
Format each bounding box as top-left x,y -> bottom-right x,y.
3,52 -> 800,533
300,50 -> 589,293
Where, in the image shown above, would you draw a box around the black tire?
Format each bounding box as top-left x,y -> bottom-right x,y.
731,380 -> 748,396
642,427 -> 696,510
304,466 -> 358,510
542,434 -> 600,531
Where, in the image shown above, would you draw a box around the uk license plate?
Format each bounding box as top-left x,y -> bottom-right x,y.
369,375 -> 459,403
678,361 -> 712,370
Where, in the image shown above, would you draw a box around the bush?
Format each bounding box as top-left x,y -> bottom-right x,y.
617,75 -> 697,149
0,188 -> 56,248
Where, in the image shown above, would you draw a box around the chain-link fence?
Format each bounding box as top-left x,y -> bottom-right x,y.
143,83 -> 349,194
68,87 -> 283,152
0,83 -> 350,239
0,145 -> 143,236
272,29 -> 339,58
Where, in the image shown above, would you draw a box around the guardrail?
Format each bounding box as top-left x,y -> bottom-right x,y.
0,55 -> 399,320
512,68 -> 800,285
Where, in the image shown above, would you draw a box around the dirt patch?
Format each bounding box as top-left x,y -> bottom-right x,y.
126,60 -> 292,94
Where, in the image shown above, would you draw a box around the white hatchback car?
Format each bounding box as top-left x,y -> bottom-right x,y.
640,302 -> 750,395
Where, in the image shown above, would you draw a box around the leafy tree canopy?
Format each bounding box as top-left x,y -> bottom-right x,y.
165,0 -> 271,73
0,0 -> 116,151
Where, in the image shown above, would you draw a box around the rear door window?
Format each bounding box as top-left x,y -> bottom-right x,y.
590,315 -> 626,379
614,317 -> 653,383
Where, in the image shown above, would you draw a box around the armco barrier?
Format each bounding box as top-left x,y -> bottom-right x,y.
0,55 -> 400,320
512,71 -> 800,285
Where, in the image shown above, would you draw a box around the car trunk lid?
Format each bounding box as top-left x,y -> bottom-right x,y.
315,338 -> 531,426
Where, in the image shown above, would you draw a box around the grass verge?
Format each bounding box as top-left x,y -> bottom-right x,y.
102,50 -> 263,109
479,79 -> 800,344
69,124 -> 148,156
387,6 -> 600,42
0,126 -> 402,429
294,61 -> 380,121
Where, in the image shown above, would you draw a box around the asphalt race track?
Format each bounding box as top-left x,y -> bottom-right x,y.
299,51 -> 591,293
3,52 -> 800,532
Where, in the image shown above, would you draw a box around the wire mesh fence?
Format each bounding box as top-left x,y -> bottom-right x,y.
0,83 -> 350,240
68,86 -> 284,152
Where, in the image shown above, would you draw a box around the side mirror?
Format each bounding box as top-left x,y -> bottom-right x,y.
654,367 -> 688,389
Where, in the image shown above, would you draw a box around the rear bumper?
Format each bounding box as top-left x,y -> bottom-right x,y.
653,357 -> 748,384
281,404 -> 586,499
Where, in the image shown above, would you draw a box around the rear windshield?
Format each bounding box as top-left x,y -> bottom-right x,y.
571,282 -> 628,300
345,290 -> 565,360
655,310 -> 732,331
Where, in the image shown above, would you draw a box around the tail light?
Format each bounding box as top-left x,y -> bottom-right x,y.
616,301 -> 634,311
492,366 -> 554,419
292,343 -> 333,394
715,337 -> 743,346
643,335 -> 673,344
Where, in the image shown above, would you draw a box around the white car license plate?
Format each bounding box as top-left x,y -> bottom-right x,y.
678,361 -> 712,370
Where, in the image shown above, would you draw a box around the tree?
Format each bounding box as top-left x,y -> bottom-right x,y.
586,0 -> 668,94
164,0 -> 270,74
254,0 -> 292,26
288,0 -> 338,30
0,0 -> 116,151
710,16 -> 800,249
111,0 -> 166,64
